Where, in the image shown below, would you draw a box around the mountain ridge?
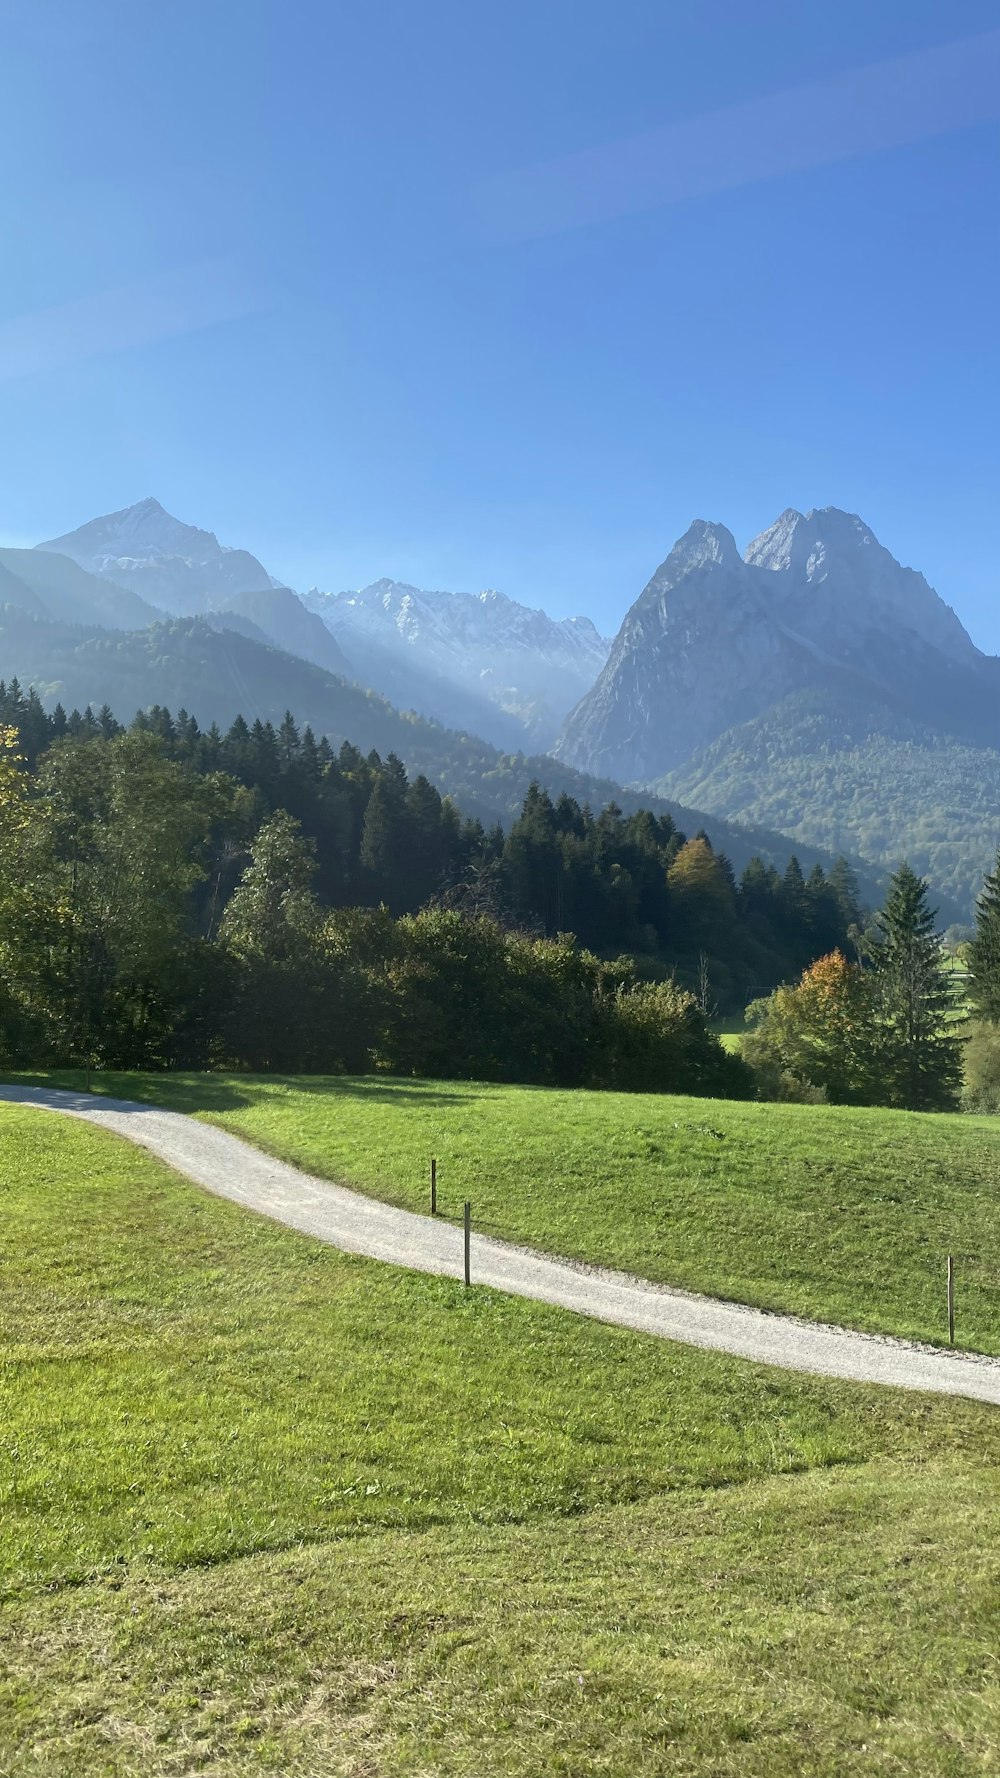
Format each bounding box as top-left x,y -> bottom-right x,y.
555,505 -> 1000,914
35,499 -> 610,746
0,598 -> 894,912
39,498 -> 276,616
304,576 -> 611,749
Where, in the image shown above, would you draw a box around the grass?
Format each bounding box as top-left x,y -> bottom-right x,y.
7,1464 -> 1000,1776
4,1101 -> 1000,1774
3,1105 -> 981,1592
24,1068 -> 1000,1354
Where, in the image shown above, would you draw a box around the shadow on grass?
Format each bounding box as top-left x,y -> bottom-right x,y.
0,1069 -> 479,1114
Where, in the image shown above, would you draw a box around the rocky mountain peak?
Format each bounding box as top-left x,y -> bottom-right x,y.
555,502 -> 986,785
745,505 -> 976,664
746,506 -> 878,577
668,519 -> 741,574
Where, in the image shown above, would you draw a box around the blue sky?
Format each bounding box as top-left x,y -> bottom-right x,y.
2,0 -> 998,644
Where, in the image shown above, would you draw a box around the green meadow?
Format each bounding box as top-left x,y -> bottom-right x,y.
32,1069 -> 1000,1350
4,1088 -> 1000,1773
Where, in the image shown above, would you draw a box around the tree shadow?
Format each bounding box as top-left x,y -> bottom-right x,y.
1,1069 -> 482,1114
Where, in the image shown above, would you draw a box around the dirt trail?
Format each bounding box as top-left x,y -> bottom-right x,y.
5,1082 -> 1000,1405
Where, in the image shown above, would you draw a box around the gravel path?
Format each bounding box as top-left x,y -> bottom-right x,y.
6,1082 -> 1000,1406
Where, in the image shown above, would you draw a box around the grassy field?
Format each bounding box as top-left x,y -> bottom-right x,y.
4,1103 -> 1000,1774
27,1068 -> 1000,1353
710,1013 -> 747,1054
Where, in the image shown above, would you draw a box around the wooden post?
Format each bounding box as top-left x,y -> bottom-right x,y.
947,1255 -> 955,1345
85,1062 -> 91,1092
430,1157 -> 437,1215
464,1200 -> 471,1288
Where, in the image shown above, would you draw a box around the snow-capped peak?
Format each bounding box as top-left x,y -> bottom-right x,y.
39,499 -> 275,616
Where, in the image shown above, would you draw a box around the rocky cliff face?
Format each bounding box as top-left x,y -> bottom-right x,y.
745,507 -> 977,668
555,507 -> 990,782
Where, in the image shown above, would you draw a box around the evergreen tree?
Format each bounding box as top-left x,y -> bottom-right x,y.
872,863 -> 961,1111
969,849 -> 1000,1023
359,779 -> 394,883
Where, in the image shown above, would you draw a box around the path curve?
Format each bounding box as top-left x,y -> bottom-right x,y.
5,1083 -> 1000,1406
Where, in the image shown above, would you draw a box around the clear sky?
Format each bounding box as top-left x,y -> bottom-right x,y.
2,1 -> 998,645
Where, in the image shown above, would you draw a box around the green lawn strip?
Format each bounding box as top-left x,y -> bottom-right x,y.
22,1069 -> 1000,1353
4,1460 -> 999,1776
3,1102 -> 999,1606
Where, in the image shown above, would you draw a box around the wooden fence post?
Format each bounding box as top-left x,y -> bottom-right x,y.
464,1201 -> 471,1288
430,1158 -> 437,1215
947,1254 -> 955,1345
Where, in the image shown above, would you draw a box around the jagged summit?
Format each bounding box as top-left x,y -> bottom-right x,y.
302,576 -> 611,749
554,504 -> 988,785
745,505 -> 976,665
669,519 -> 742,572
747,506 -> 880,574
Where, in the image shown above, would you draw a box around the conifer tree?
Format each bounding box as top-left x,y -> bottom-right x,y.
969,849 -> 1000,1023
360,779 -> 395,883
873,863 -> 961,1110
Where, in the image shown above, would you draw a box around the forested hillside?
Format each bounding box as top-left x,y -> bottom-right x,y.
652,686 -> 1000,914
0,606 -> 887,900
0,682 -> 864,1038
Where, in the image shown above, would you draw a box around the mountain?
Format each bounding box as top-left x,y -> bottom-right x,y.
38,502 -> 603,747
0,600 -> 890,905
648,686 -> 1000,915
39,498 -> 275,615
0,546 -> 162,630
304,578 -> 611,749
556,507 -> 1000,912
209,585 -> 353,679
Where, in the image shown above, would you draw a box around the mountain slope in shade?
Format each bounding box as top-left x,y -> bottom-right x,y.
0,546 -> 162,630
0,601 -> 892,909
39,498 -> 275,616
305,578 -> 611,749
651,684 -> 1000,917
211,585 -> 353,679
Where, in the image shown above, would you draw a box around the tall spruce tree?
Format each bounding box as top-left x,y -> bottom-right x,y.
969,850 -> 1000,1023
873,863 -> 961,1111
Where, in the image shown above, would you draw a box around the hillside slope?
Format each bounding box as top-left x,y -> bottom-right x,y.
651,686 -> 1000,914
0,546 -> 161,630
0,603 -> 888,897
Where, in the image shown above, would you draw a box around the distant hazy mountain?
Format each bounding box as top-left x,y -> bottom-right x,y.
209,585 -> 353,679
39,498 -> 275,616
0,545 -> 161,630
304,578 -> 611,749
0,600 -> 886,904
556,507 -> 1000,911
38,501 -> 606,746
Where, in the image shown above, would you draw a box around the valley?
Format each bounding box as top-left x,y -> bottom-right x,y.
3,495 -> 996,913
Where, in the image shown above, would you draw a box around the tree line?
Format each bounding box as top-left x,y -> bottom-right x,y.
0,681 -> 865,1013
0,707 -> 747,1095
8,679 -> 992,1113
